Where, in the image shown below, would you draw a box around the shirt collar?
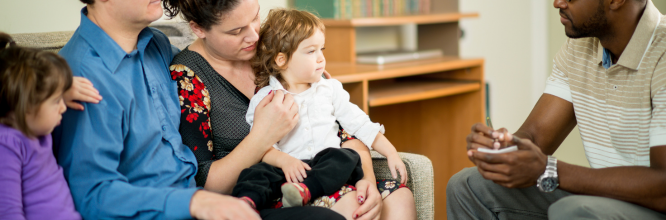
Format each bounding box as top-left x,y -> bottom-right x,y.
268,75 -> 288,92
77,7 -> 155,73
596,1 -> 661,70
268,75 -> 324,95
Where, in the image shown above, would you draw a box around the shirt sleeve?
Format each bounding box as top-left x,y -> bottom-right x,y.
649,55 -> 666,148
170,65 -> 214,187
57,71 -> 197,220
0,137 -> 26,220
544,39 -> 574,103
329,79 -> 384,149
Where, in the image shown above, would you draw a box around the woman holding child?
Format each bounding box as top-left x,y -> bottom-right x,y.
162,0 -> 417,219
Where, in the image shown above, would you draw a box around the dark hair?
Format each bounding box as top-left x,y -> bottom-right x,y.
163,0 -> 240,30
251,8 -> 325,89
0,33 -> 74,137
79,0 -> 93,4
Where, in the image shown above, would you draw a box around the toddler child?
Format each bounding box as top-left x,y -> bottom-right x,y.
232,9 -> 408,210
0,33 -> 81,220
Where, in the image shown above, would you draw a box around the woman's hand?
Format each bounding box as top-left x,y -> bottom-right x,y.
190,190 -> 260,220
279,156 -> 311,183
322,70 -> 332,79
63,77 -> 102,110
251,90 -> 299,147
353,179 -> 382,220
386,155 -> 408,185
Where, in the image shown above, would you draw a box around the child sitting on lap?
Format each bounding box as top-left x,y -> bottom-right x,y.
232,9 -> 407,211
0,33 -> 81,220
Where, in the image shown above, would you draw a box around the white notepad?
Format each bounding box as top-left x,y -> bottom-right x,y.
477,146 -> 518,154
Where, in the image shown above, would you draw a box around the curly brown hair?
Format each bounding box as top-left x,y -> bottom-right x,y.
162,0 -> 240,31
0,33 -> 73,137
250,8 -> 325,89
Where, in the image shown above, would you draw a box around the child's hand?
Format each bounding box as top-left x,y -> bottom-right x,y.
63,77 -> 102,110
387,154 -> 408,185
281,157 -> 312,183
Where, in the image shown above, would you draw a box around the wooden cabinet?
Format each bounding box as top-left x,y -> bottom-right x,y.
323,8 -> 483,220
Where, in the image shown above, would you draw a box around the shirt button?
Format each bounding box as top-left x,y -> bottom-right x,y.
305,126 -> 310,131
308,147 -> 313,151
613,85 -> 618,89
162,125 -> 167,131
152,87 -> 156,92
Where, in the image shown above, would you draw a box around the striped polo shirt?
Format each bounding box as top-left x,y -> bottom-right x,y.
544,1 -> 665,168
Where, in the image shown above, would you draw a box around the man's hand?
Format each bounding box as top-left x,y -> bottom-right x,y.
471,133 -> 548,188
352,179 -> 382,220
322,70 -> 332,79
466,123 -> 512,164
280,156 -> 311,183
189,190 -> 260,220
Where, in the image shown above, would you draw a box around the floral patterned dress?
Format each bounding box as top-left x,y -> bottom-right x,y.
171,48 -> 405,209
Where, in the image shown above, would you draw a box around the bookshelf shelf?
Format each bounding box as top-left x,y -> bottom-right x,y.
322,12 -> 479,27
368,80 -> 480,107
328,57 -> 483,83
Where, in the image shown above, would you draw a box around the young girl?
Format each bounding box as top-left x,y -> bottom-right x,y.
0,33 -> 81,220
232,9 -> 408,211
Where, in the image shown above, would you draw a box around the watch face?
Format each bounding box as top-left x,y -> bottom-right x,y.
541,178 -> 558,191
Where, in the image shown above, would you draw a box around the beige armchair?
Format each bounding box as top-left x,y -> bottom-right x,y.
10,24 -> 435,220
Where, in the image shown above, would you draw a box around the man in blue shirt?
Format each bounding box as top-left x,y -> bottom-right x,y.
55,0 -> 345,219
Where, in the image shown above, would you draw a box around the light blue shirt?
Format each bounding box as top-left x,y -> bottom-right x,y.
602,47 -> 615,69
54,8 -> 198,219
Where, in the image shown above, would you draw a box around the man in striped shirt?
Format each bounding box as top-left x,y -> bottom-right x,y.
448,0 -> 666,219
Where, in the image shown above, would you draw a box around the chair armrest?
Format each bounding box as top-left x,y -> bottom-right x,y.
371,151 -> 434,220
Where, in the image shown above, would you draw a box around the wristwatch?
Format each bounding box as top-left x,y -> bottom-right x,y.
537,155 -> 559,193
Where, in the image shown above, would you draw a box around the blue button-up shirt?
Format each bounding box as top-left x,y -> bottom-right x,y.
54,8 -> 198,219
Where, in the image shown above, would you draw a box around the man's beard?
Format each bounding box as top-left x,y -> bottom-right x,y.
564,4 -> 610,39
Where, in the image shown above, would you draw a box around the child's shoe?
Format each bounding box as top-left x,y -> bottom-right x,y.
281,182 -> 311,207
239,196 -> 259,213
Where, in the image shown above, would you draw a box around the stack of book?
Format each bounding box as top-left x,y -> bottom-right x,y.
356,49 -> 443,64
292,0 -> 432,19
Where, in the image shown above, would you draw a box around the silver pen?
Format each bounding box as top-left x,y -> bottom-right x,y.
486,117 -> 521,146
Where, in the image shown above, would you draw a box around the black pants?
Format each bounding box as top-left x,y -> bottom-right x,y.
261,206 -> 345,220
233,148 -> 364,209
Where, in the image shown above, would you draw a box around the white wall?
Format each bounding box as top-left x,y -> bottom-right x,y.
0,0 -> 284,34
459,0 -> 535,133
0,0 -> 84,34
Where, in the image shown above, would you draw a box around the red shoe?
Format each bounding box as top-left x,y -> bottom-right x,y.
239,196 -> 259,213
281,183 -> 311,207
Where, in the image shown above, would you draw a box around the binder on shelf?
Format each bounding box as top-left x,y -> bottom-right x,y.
355,49 -> 443,64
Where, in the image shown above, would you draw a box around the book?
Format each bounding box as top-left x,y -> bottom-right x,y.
356,49 -> 443,64
291,0 -> 432,19
292,0 -> 339,18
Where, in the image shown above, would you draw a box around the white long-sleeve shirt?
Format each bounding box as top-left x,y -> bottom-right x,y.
246,76 -> 384,160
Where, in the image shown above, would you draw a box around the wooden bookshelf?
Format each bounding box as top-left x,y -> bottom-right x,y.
330,57 -> 483,220
311,2 -> 482,220
368,80 -> 480,107
322,12 -> 479,27
328,57 -> 483,83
